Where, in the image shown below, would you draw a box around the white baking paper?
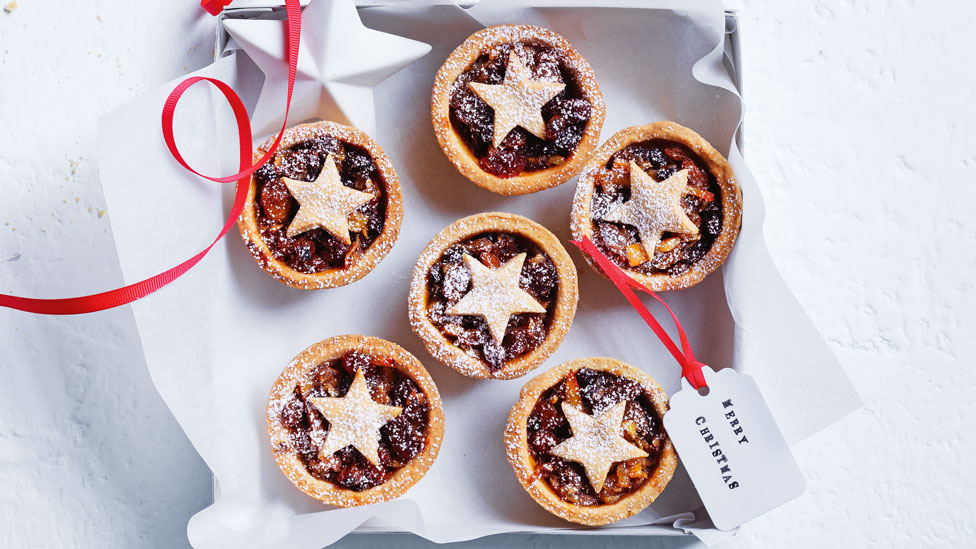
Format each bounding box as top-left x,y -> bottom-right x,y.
96,1 -> 861,547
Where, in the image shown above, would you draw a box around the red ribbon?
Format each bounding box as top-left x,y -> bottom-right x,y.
571,237 -> 708,389
0,0 -> 302,315
201,0 -> 233,16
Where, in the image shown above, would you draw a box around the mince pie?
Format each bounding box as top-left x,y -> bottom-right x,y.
571,122 -> 742,291
408,212 -> 578,380
267,335 -> 444,507
505,357 -> 677,525
432,25 -> 605,195
239,121 -> 404,289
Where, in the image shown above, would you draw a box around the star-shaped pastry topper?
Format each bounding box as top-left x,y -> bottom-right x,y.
469,52 -> 566,147
281,153 -> 374,244
599,161 -> 699,260
551,400 -> 648,493
222,0 -> 432,137
308,368 -> 403,467
447,253 -> 546,345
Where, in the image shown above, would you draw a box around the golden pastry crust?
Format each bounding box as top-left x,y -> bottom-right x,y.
408,212 -> 578,380
432,24 -> 606,195
570,121 -> 742,291
239,121 -> 404,289
267,335 -> 444,507
505,357 -> 677,526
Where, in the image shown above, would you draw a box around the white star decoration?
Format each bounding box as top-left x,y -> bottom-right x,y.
447,253 -> 546,345
281,153 -> 374,243
599,162 -> 699,260
469,53 -> 565,147
551,400 -> 648,493
308,368 -> 402,467
223,0 -> 432,137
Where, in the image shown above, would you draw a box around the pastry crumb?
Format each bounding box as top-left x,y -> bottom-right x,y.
3,1 -> 17,14
97,209 -> 105,217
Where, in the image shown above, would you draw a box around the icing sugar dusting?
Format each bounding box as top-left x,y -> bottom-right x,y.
597,164 -> 699,259
468,52 -> 565,146
408,212 -> 578,379
239,121 -> 403,290
446,253 -> 547,345
307,369 -> 403,467
550,400 -> 648,494
431,24 -> 606,195
281,153 -> 375,243
570,122 -> 743,292
504,358 -> 678,525
266,336 -> 443,507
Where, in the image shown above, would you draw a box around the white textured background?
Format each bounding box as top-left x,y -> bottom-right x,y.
1,1 -> 973,547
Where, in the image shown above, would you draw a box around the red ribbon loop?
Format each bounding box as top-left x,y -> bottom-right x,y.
0,0 -> 302,315
164,0 -> 301,185
571,237 -> 707,389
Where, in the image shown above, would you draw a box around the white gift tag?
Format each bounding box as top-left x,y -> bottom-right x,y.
663,366 -> 805,530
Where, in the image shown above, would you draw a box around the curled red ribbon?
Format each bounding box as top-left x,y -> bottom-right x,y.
0,0 -> 302,315
571,237 -> 708,389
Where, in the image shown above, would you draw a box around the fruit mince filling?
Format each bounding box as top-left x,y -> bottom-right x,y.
449,42 -> 592,178
426,232 -> 557,371
253,135 -> 387,273
277,351 -> 430,492
591,140 -> 724,276
526,368 -> 667,506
